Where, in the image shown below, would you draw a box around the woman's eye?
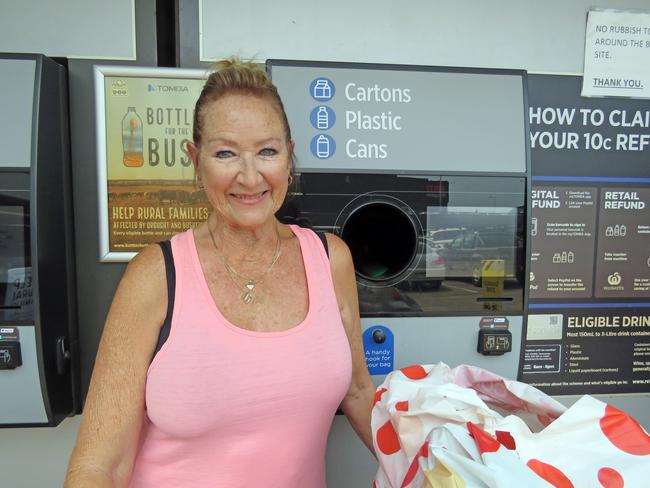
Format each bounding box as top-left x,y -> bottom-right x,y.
215,150 -> 235,159
259,147 -> 278,157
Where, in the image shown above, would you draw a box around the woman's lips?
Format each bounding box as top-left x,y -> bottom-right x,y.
230,190 -> 268,205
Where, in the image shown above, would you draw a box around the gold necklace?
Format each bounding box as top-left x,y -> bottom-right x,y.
208,224 -> 282,304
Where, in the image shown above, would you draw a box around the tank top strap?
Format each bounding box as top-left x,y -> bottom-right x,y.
169,228 -> 192,276
167,228 -> 197,318
288,225 -> 337,310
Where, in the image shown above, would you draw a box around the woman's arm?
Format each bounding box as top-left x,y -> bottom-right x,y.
65,244 -> 168,487
326,233 -> 377,456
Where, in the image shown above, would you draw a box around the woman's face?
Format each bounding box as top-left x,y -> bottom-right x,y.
190,94 -> 293,230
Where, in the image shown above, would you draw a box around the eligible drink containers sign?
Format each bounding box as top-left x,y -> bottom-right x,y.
94,66 -> 209,262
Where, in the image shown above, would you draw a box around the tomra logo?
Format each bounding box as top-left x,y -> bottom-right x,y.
149,83 -> 189,93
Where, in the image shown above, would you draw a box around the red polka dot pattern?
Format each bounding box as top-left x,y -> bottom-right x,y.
400,365 -> 428,380
598,467 -> 624,488
467,422 -> 500,453
395,401 -> 409,412
377,420 -> 401,455
373,388 -> 387,408
400,442 -> 429,488
495,430 -> 516,450
600,405 -> 650,456
527,458 -> 574,488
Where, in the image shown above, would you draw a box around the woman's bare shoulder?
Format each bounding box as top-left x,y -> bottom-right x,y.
108,242 -> 168,331
124,242 -> 166,280
322,232 -> 353,265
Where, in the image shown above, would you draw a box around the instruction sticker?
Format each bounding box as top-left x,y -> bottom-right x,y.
362,325 -> 394,375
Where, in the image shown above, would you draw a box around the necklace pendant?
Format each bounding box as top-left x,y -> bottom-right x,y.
242,290 -> 254,304
242,281 -> 255,304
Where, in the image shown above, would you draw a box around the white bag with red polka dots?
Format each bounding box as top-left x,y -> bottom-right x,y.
372,363 -> 650,488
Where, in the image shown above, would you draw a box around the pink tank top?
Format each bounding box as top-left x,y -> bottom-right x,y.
129,225 -> 352,488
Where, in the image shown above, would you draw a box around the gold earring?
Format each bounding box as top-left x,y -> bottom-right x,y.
288,175 -> 293,185
196,177 -> 204,189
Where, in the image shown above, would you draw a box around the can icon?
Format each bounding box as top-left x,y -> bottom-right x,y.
317,135 -> 330,157
310,134 -> 336,159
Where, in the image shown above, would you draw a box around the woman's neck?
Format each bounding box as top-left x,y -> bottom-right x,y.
208,215 -> 281,264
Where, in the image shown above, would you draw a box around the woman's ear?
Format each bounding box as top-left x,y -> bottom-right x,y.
288,140 -> 296,173
188,141 -> 200,170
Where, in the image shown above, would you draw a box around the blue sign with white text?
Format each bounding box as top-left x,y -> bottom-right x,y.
362,325 -> 394,375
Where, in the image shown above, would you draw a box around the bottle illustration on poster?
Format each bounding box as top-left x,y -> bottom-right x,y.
122,106 -> 144,167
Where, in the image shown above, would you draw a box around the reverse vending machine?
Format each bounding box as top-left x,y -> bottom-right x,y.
0,53 -> 78,426
270,60 -> 530,486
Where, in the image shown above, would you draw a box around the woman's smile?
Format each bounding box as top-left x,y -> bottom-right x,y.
229,190 -> 270,205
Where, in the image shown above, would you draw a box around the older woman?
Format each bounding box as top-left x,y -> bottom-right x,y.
65,60 -> 376,487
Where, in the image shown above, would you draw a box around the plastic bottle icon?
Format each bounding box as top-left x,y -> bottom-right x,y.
313,79 -> 332,100
317,106 -> 329,129
122,107 -> 144,167
614,225 -> 620,237
316,135 -> 330,158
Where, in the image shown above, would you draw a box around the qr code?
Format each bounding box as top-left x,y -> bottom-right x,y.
527,314 -> 563,341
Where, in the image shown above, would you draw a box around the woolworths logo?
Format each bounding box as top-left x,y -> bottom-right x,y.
147,83 -> 189,93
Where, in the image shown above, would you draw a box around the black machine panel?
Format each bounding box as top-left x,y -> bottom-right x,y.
0,53 -> 78,427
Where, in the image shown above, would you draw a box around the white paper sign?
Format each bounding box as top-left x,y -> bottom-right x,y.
582,9 -> 650,98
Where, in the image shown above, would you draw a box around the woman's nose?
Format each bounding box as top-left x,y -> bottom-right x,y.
237,153 -> 261,186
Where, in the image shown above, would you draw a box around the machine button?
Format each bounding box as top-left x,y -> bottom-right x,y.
0,342 -> 22,369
